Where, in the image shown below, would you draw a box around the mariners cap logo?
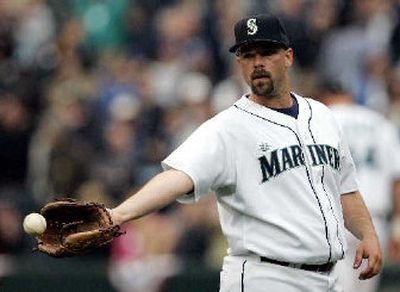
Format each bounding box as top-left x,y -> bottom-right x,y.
247,18 -> 258,35
229,14 -> 290,53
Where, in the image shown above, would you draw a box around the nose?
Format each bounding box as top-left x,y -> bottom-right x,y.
254,54 -> 264,68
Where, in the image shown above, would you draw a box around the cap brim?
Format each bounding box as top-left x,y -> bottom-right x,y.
229,39 -> 289,53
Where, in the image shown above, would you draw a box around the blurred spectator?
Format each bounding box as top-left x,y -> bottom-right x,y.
300,0 -> 340,69
94,53 -> 141,128
390,3 -> 400,65
27,20 -> 99,204
0,200 -> 24,254
0,3 -> 17,90
211,58 -> 248,113
56,18 -> 96,73
173,195 -> 225,267
148,1 -> 210,108
124,2 -> 158,58
109,210 -> 180,292
317,0 -> 394,113
163,71 -> 213,149
13,0 -> 56,70
274,0 -> 309,68
214,0 -> 250,66
0,93 -> 32,255
89,96 -> 140,203
0,93 -> 33,188
28,93 -> 96,204
71,0 -> 131,54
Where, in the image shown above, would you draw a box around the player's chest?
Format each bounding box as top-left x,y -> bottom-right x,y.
230,116 -> 341,181
234,114 -> 339,153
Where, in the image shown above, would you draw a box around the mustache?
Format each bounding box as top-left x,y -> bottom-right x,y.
251,70 -> 271,80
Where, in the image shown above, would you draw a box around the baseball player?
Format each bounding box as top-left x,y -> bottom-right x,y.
109,14 -> 382,291
317,83 -> 400,292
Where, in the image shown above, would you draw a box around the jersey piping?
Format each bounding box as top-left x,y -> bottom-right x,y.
305,98 -> 345,259
233,103 -> 333,263
241,260 -> 247,292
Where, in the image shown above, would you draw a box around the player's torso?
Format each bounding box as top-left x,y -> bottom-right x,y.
215,94 -> 348,264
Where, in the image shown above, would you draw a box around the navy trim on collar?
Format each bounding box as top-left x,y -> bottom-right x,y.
269,95 -> 299,119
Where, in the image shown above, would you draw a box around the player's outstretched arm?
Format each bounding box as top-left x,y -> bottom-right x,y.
110,169 -> 194,225
341,191 -> 382,280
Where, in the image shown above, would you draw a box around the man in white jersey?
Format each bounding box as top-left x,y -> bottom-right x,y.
109,14 -> 382,291
318,83 -> 400,292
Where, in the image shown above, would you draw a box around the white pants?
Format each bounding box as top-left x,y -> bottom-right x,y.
220,255 -> 342,292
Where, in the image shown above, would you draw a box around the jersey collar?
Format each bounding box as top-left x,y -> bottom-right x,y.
234,92 -> 311,126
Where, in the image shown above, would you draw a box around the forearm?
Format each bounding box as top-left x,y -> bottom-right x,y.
341,191 -> 377,240
112,169 -> 194,224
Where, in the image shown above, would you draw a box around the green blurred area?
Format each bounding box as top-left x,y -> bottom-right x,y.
0,255 -> 114,292
1,256 -> 400,292
0,254 -> 220,292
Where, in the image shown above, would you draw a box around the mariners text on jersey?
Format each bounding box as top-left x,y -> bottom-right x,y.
258,144 -> 341,182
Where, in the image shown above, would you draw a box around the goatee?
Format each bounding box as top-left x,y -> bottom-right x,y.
251,69 -> 275,97
251,79 -> 275,97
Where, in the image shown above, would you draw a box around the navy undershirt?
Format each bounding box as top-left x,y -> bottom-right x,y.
270,95 -> 299,119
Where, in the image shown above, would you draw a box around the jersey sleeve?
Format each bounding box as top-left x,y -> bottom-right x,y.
161,120 -> 233,204
338,129 -> 359,194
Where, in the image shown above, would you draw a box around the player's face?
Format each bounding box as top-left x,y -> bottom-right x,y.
236,43 -> 293,98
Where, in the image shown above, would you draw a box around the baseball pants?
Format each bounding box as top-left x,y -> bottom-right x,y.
219,255 -> 342,292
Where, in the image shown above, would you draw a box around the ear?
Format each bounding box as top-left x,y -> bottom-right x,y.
284,48 -> 294,67
236,55 -> 241,64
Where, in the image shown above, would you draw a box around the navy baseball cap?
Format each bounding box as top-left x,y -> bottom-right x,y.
229,14 -> 290,53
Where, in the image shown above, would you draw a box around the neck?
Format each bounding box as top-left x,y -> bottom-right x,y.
249,91 -> 293,109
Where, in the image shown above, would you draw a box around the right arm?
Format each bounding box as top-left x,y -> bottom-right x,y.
110,169 -> 194,225
341,190 -> 382,280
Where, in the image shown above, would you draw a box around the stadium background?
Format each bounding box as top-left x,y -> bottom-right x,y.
0,0 -> 400,291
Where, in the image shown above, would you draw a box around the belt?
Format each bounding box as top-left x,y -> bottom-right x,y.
260,256 -> 335,273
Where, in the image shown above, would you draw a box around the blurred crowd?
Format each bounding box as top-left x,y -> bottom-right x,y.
1,0 -> 400,291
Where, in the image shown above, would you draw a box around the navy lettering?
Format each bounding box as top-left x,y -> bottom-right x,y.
290,145 -> 304,167
258,144 -> 340,183
259,150 -> 281,182
314,144 -> 328,165
281,148 -> 294,171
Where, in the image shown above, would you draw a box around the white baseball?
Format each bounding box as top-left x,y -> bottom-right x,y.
23,213 -> 47,236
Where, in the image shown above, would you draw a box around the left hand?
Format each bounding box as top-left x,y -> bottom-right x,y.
353,234 -> 382,280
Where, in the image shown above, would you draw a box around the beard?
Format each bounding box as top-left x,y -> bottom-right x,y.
250,69 -> 275,97
251,78 -> 274,97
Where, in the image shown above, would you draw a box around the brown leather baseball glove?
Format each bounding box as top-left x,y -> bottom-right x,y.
35,198 -> 124,257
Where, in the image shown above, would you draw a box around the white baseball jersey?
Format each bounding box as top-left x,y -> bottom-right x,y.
162,93 -> 359,265
330,104 -> 400,217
